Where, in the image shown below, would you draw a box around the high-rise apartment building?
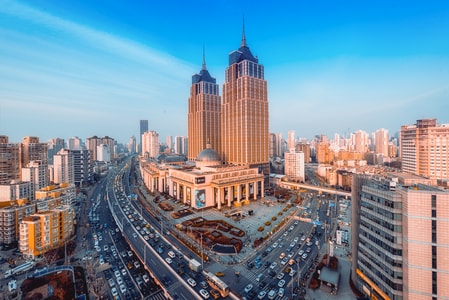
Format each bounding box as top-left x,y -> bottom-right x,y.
47,138 -> 65,165
174,136 -> 187,156
375,128 -> 389,158
97,144 -> 111,162
140,120 -> 149,155
0,136 -> 21,184
21,136 -> 48,173
128,136 -> 137,154
21,160 -> 48,201
166,136 -> 173,153
53,149 -> 74,184
221,24 -> 269,175
351,173 -> 449,299
86,136 -> 115,161
400,118 -> 449,184
287,130 -> 296,151
67,136 -> 82,150
296,143 -> 311,163
284,149 -> 305,182
19,204 -> 74,258
142,131 -> 160,158
72,149 -> 92,187
269,133 -> 283,159
188,50 -> 221,162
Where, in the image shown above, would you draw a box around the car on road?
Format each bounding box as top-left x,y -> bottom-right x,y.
121,268 -> 127,276
187,278 -> 196,287
298,249 -> 305,256
289,269 -> 297,277
277,272 -> 285,280
278,287 -> 285,297
268,289 -> 277,300
293,237 -> 299,243
215,271 -> 225,277
281,257 -> 288,265
258,290 -> 267,299
143,274 -> 150,283
165,257 -> 173,264
278,279 -> 286,287
199,289 -> 210,299
117,276 -> 123,285
244,283 -> 253,293
108,278 -> 115,288
119,284 -> 126,294
302,253 -> 308,260
114,270 -> 121,278
210,289 -> 220,299
111,287 -> 118,297
103,245 -> 108,251
270,262 -> 277,269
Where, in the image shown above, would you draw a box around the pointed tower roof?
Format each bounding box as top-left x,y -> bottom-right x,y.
240,15 -> 247,48
192,46 -> 216,84
229,17 -> 258,65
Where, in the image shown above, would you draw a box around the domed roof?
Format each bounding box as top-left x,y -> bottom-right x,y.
196,144 -> 220,163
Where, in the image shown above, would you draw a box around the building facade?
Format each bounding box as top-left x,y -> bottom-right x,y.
19,204 -> 74,258
188,50 -> 221,162
284,149 -> 305,182
351,173 -> 449,299
142,131 -> 160,159
53,149 -> 74,184
400,118 -> 449,184
0,136 -> 21,184
72,149 -> 92,187
140,120 -> 149,155
221,25 -> 269,175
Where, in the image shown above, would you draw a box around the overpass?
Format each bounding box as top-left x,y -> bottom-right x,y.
276,181 -> 351,198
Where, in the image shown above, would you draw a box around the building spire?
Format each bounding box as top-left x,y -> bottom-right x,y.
201,45 -> 207,70
241,15 -> 247,47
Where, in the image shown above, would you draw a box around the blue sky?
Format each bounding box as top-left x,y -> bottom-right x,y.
1,0 -> 449,144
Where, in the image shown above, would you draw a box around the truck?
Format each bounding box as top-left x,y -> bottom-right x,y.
189,259 -> 202,272
5,261 -> 35,278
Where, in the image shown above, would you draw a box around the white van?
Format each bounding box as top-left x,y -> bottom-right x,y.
168,251 -> 175,259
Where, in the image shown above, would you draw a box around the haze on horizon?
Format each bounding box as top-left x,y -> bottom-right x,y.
1,0 -> 448,144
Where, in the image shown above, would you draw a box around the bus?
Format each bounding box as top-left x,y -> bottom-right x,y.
204,271 -> 229,298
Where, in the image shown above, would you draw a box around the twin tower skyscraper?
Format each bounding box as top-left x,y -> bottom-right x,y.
187,23 -> 269,175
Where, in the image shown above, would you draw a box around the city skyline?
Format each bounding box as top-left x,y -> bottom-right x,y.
1,1 -> 449,143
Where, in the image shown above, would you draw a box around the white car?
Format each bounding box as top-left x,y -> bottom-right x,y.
276,272 -> 285,280
270,262 -> 277,269
244,283 -> 253,293
278,288 -> 285,297
199,289 -> 210,299
165,257 -> 173,264
258,290 -> 267,299
111,287 -> 118,297
119,284 -> 126,294
117,276 -> 123,285
114,270 -> 121,278
278,279 -> 286,287
187,278 -> 196,287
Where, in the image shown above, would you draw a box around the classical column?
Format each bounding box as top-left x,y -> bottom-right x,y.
227,186 -> 232,207
237,185 -> 241,204
253,181 -> 257,200
183,185 -> 187,204
261,180 -> 265,198
217,188 -> 221,210
245,182 -> 250,201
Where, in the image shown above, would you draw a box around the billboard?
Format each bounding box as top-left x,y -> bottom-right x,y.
195,189 -> 206,208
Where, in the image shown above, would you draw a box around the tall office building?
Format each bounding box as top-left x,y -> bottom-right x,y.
188,49 -> 221,162
140,120 -> 149,155
400,118 -> 449,184
128,136 -> 137,154
221,23 -> 269,174
351,173 -> 449,299
166,136 -> 173,153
